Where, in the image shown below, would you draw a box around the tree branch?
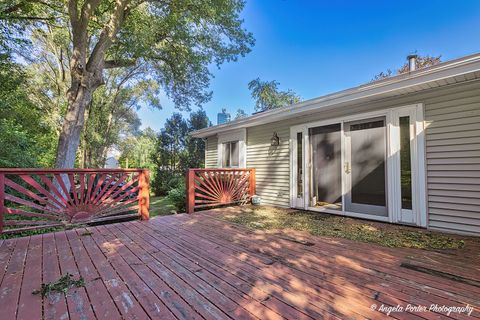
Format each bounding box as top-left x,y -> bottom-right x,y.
87,0 -> 131,71
104,59 -> 137,69
1,15 -> 58,21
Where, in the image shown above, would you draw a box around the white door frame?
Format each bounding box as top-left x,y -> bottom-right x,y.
290,125 -> 307,208
289,104 -> 427,226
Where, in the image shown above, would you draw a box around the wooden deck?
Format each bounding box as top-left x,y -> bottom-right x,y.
0,210 -> 479,320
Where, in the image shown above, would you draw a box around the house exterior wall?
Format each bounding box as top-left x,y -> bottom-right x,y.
204,80 -> 480,235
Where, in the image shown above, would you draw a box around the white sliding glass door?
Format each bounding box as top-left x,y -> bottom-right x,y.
290,104 -> 427,226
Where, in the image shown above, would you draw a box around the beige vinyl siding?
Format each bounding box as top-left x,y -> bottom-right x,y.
424,86 -> 480,235
205,136 -> 218,168
242,80 -> 480,235
246,123 -> 291,207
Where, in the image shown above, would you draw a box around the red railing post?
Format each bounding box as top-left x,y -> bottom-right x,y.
249,168 -> 256,197
0,173 -> 4,234
186,169 -> 195,214
138,169 -> 150,220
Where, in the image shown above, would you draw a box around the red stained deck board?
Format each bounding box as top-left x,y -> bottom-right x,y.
54,231 -> 96,320
163,214 -> 480,304
150,215 -> 477,320
142,219 -> 375,320
191,216 -> 480,309
0,209 -> 479,320
42,232 -> 69,320
0,236 -> 29,319
99,224 -> 203,320
171,216 -> 479,319
109,222 -> 259,320
89,225 -> 176,320
101,223 -> 229,320
64,229 -> 122,319
129,220 -> 327,319
125,221 -> 300,320
73,228 -> 149,319
17,234 -> 43,320
0,238 -> 17,286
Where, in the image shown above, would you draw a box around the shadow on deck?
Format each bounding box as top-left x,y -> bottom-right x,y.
0,208 -> 479,319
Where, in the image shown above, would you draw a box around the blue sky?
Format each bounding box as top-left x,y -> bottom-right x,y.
138,0 -> 480,131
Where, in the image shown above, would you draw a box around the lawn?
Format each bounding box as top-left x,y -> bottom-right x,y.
214,206 -> 476,250
149,195 -> 177,217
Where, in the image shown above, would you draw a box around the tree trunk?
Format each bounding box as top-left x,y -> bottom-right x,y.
55,0 -> 129,168
55,85 -> 95,168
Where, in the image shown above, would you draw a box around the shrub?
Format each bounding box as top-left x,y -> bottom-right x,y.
152,169 -> 183,196
166,182 -> 186,212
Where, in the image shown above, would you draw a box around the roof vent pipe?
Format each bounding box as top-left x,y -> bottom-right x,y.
407,54 -> 417,72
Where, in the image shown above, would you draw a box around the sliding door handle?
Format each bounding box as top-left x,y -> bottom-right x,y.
344,162 -> 351,174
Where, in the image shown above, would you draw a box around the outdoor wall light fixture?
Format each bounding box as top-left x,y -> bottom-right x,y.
271,132 -> 280,146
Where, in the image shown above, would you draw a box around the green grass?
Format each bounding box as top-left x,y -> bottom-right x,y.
149,196 -> 177,217
216,206 -> 474,250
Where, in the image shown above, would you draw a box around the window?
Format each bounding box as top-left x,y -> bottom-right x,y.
222,141 -> 239,167
399,116 -> 413,209
296,132 -> 303,198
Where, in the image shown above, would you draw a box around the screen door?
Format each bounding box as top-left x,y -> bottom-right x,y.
344,117 -> 388,216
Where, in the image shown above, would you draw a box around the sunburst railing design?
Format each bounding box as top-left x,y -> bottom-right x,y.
0,169 -> 149,235
186,168 -> 256,213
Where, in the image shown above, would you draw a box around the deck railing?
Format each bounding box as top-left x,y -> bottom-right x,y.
0,168 -> 150,235
186,168 -> 256,214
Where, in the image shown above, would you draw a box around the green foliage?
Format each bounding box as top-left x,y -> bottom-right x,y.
153,113 -> 189,173
248,78 -> 301,112
1,0 -> 254,167
118,128 -> 157,169
32,273 -> 85,298
151,169 -> 183,196
80,67 -> 153,167
0,119 -> 38,167
180,110 -> 211,170
151,110 -> 210,196
166,182 -> 186,213
372,54 -> 442,81
234,108 -> 248,120
0,53 -> 57,167
2,1 -> 254,111
111,0 -> 255,109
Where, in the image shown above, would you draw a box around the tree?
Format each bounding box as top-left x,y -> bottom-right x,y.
118,127 -> 157,169
1,0 -> 254,168
151,110 -> 210,195
80,65 -> 156,167
248,78 -> 301,112
180,109 -> 210,170
0,53 -> 57,167
234,108 -> 248,120
372,54 -> 442,81
153,113 -> 189,172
